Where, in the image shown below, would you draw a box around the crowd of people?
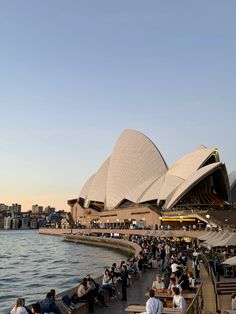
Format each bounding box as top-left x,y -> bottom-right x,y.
10,255 -> 138,313
12,231 -> 236,314
128,234 -> 201,313
10,289 -> 60,314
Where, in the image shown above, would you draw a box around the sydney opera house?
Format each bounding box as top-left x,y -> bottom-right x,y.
68,129 -> 236,229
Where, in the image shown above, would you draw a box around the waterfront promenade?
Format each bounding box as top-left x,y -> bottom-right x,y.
39,228 -> 219,313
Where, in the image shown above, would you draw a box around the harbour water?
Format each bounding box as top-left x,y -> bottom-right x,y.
0,230 -> 127,313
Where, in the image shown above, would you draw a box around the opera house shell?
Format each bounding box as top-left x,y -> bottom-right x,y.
229,171 -> 236,202
69,129 -> 230,227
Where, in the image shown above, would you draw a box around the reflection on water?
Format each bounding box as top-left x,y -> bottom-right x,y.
0,230 -> 126,313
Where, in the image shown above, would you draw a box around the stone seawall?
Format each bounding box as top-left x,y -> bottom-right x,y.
64,234 -> 141,256
39,228 -> 141,256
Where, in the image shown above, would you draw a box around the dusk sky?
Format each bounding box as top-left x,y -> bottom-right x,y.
1,1 -> 236,211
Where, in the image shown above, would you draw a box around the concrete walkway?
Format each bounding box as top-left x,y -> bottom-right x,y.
94,268 -> 157,314
201,262 -> 217,314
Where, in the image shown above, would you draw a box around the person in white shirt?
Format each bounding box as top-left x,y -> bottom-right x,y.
170,259 -> 179,274
188,271 -> 195,289
172,287 -> 186,313
141,289 -> 163,314
231,293 -> 236,310
152,274 -> 165,292
11,298 -> 28,314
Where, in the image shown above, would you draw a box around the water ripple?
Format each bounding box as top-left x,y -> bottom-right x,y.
0,230 -> 126,313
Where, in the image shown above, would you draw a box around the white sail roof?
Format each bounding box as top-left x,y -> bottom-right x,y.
165,162 -> 225,209
105,129 -> 168,209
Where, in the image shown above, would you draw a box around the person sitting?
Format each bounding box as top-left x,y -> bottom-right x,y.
11,298 -> 28,314
41,291 -> 61,314
152,274 -> 165,292
77,278 -> 94,312
172,287 -> 186,313
140,289 -> 163,314
31,303 -> 41,314
86,274 -> 108,307
100,269 -> 113,298
111,263 -> 120,277
167,277 -> 182,295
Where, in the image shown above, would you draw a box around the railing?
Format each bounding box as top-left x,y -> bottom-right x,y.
201,253 -> 219,312
185,283 -> 203,314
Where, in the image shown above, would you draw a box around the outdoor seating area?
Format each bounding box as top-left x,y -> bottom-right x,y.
124,304 -> 182,313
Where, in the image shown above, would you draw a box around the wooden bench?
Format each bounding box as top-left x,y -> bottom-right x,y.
125,304 -> 181,313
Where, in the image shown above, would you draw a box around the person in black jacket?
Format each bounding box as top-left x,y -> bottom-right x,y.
120,264 -> 128,301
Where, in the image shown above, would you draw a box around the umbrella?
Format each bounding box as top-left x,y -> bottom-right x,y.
161,230 -> 174,238
212,234 -> 236,247
198,231 -> 215,241
206,232 -> 230,245
221,256 -> 236,266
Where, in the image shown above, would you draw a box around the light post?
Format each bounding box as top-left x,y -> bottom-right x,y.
206,214 -> 210,230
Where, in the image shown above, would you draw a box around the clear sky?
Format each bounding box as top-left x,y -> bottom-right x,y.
0,1 -> 236,211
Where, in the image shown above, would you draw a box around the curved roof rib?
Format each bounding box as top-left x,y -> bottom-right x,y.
166,147 -> 216,180
84,157 -> 110,208
229,170 -> 236,189
79,174 -> 95,200
105,129 -> 168,209
165,162 -> 228,209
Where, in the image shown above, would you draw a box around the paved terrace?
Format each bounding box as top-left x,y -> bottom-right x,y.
39,229 -> 217,313
91,262 -> 215,314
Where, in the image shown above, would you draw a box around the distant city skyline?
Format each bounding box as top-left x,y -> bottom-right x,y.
1,1 -> 236,211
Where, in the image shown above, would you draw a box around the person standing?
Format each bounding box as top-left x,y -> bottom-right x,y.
193,257 -> 200,279
120,264 -> 128,301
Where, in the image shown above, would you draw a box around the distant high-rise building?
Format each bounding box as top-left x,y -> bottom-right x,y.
9,203 -> 21,213
4,217 -> 11,229
32,204 -> 43,214
44,206 -> 56,214
0,203 -> 8,212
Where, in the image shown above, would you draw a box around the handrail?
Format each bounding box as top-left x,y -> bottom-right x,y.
201,253 -> 219,311
184,283 -> 203,314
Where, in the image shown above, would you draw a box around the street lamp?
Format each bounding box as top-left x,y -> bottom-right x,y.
206,214 -> 211,230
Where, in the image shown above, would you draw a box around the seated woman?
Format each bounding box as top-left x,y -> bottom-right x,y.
167,277 -> 182,295
41,291 -> 61,314
31,303 -> 41,314
152,274 -> 165,292
86,275 -> 108,307
11,298 -> 28,314
77,278 -> 94,312
99,269 -> 113,298
172,287 -> 186,313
